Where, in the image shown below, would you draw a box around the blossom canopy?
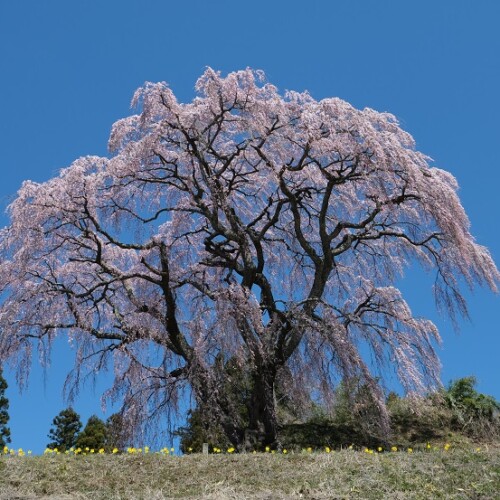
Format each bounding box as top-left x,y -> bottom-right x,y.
0,68 -> 498,446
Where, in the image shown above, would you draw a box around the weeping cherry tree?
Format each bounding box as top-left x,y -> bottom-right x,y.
0,68 -> 498,447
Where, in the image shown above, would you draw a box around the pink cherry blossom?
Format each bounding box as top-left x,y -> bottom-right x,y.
0,68 -> 497,447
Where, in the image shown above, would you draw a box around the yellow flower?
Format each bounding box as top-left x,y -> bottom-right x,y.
391,446 -> 398,452
170,447 -> 175,453
98,448 -> 105,454
426,443 -> 431,450
348,444 -> 353,450
144,446 -> 150,454
306,447 -> 312,453
444,443 -> 451,451
282,449 -> 288,454
27,450 -> 32,455
227,447 -> 235,453
112,448 -> 119,454
475,447 -> 481,452
265,446 -> 270,453
187,447 -> 193,453
377,447 -> 383,452
325,446 -> 331,453
407,448 -> 413,453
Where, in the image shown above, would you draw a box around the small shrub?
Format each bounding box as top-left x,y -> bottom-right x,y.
443,376 -> 500,440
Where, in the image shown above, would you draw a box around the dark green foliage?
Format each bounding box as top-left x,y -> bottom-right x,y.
388,377 -> 500,445
178,376 -> 389,451
105,413 -> 129,451
47,407 -> 82,451
445,376 -> 500,419
178,375 -> 500,450
0,366 -> 11,447
331,379 -> 385,441
443,376 -> 500,439
177,355 -> 251,452
387,392 -> 452,446
278,421 -> 384,450
176,407 -> 231,453
75,415 -> 108,451
176,357 -> 306,452
279,380 -> 387,450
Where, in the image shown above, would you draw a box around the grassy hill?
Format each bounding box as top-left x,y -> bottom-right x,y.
1,445 -> 499,499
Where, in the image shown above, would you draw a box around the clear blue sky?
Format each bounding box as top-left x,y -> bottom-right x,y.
0,0 -> 499,453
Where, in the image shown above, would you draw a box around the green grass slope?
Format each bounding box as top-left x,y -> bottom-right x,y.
1,446 -> 499,499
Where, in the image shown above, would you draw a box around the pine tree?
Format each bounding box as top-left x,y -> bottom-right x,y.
0,366 -> 11,447
105,413 -> 129,451
47,407 -> 82,451
75,415 -> 107,451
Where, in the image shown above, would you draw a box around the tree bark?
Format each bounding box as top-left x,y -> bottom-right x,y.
246,365 -> 278,449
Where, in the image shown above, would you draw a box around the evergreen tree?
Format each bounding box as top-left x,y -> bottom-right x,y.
47,407 -> 82,451
0,366 -> 11,447
105,413 -> 129,451
75,415 -> 107,451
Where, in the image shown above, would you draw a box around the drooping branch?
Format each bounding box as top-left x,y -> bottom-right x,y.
0,68 -> 498,447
